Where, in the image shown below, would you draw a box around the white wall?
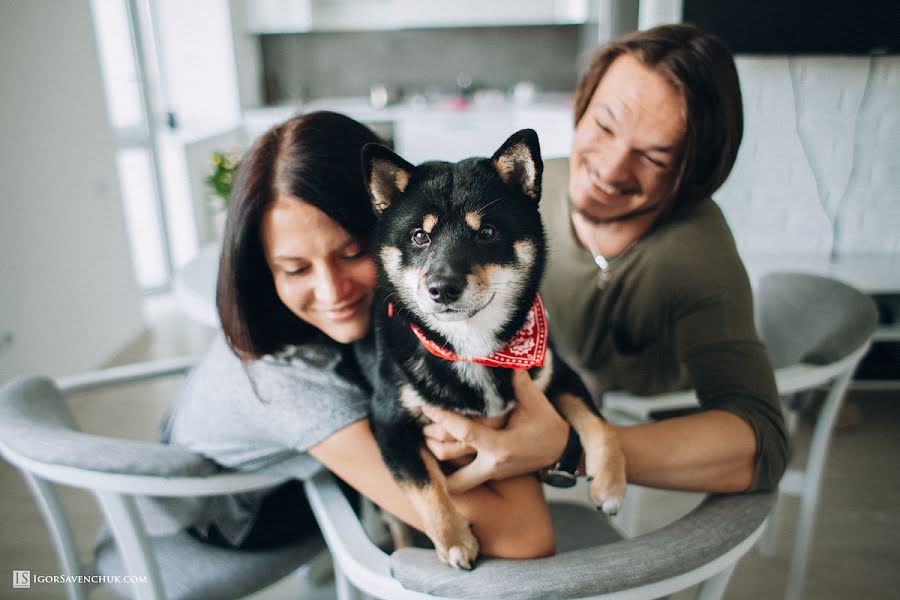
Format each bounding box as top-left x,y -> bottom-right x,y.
155,0 -> 242,131
719,55 -> 900,257
0,0 -> 144,382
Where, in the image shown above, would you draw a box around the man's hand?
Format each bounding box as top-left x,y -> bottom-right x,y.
422,370 -> 570,493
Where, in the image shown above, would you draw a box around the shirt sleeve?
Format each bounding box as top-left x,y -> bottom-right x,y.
668,266 -> 790,492
244,343 -> 371,452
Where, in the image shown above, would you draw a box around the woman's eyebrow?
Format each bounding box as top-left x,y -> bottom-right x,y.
273,237 -> 357,261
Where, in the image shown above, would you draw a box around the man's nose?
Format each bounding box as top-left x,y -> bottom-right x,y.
596,143 -> 631,188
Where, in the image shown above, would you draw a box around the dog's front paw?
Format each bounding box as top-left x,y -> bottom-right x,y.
434,521 -> 480,570
585,432 -> 627,516
588,472 -> 626,515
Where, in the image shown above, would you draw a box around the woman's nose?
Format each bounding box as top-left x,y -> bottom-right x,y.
315,265 -> 352,304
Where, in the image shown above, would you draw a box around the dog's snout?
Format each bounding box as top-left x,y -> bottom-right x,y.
426,275 -> 466,305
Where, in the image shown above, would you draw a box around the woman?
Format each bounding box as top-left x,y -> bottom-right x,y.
164,111 -> 554,556
423,24 -> 789,495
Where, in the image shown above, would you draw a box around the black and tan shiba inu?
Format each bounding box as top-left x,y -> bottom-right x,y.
362,129 -> 626,569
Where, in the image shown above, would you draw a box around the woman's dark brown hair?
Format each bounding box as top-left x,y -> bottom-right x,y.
216,111 -> 384,358
574,23 -> 743,206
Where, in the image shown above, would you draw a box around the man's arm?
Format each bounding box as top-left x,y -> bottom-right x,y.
424,371 -> 758,493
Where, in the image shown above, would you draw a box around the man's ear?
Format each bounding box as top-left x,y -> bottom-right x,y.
362,143 -> 415,215
491,129 -> 543,201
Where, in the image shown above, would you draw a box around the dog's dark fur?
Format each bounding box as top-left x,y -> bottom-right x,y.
362,130 -> 626,569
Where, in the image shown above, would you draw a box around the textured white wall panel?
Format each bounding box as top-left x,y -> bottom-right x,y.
718,55 -> 900,257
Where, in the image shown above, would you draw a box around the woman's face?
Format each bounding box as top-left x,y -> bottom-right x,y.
261,197 -> 377,344
569,54 -> 687,246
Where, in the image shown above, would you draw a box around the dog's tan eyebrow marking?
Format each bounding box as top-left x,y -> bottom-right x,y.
422,213 -> 438,233
465,211 -> 481,231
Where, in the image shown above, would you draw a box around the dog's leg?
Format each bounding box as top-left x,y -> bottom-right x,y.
400,447 -> 480,569
556,393 -> 627,515
373,408 -> 480,569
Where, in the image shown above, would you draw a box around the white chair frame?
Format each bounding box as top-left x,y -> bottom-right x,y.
603,331 -> 873,600
0,358 -> 302,600
305,469 -> 770,600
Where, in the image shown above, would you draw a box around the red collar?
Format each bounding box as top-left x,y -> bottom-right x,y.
390,296 -> 548,370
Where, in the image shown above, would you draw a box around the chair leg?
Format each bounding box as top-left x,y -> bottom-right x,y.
22,473 -> 88,600
94,492 -> 166,600
695,563 -> 737,600
785,369 -> 855,600
755,505 -> 780,558
334,559 -> 363,600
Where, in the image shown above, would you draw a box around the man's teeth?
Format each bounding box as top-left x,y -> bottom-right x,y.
589,170 -> 622,195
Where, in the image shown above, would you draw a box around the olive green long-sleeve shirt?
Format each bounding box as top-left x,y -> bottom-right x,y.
539,163 -> 788,492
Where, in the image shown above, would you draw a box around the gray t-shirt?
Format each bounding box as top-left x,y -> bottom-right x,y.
156,333 -> 371,544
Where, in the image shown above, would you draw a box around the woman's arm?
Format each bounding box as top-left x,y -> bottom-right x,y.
309,418 -> 556,559
424,371 -> 758,494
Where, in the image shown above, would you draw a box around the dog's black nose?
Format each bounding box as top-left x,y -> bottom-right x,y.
426,275 -> 465,304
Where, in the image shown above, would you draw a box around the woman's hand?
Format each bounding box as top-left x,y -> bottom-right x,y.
422,370 -> 570,493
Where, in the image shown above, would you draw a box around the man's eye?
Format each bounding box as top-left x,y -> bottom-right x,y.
477,225 -> 497,241
411,229 -> 431,246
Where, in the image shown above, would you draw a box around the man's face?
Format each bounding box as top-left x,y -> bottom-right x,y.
569,54 -> 687,247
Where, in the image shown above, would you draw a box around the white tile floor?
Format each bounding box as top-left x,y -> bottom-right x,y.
1,294 -> 897,599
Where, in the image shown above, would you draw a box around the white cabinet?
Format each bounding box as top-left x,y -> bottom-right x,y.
245,0 -> 312,33
244,0 -> 594,33
394,109 -> 515,164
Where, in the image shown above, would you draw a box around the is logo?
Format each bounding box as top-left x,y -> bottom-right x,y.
12,570 -> 30,589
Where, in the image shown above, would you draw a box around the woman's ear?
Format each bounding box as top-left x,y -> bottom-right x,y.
362,143 -> 415,215
491,129 -> 543,202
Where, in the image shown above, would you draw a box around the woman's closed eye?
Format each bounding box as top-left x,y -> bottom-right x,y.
341,246 -> 369,261
641,153 -> 668,170
285,265 -> 310,276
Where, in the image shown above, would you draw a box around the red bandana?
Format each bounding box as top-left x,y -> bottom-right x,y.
398,296 -> 548,370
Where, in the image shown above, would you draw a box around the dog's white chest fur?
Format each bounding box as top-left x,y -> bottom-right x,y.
451,362 -> 510,417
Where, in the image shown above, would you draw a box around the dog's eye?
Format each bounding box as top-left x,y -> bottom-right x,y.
411,229 -> 431,246
477,225 -> 496,241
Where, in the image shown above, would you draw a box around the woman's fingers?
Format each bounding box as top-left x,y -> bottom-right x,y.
425,436 -> 476,461
445,455 -> 493,493
422,422 -> 455,442
421,404 -> 482,448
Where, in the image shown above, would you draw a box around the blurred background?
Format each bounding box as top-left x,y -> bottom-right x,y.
0,1 -> 898,598
1,0 -> 899,382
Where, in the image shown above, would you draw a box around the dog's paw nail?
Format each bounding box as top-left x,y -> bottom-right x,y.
599,498 -> 621,515
446,546 -> 475,570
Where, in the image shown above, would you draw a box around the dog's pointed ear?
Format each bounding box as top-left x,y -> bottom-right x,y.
362,143 -> 415,215
491,129 -> 543,201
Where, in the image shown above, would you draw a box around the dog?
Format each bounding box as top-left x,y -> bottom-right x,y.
362,129 -> 626,569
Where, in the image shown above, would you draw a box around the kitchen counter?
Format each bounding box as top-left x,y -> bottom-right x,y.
243,94 -> 575,162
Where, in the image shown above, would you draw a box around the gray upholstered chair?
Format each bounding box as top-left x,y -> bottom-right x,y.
604,271 -> 878,600
0,358 -> 326,600
305,468 -> 774,599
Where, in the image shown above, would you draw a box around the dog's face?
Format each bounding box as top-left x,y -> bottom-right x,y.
363,130 -> 545,350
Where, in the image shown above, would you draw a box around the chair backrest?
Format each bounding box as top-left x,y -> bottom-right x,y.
756,271 -> 878,369
0,361 -> 316,600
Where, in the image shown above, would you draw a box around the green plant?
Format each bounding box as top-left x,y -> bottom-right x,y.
205,150 -> 241,211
